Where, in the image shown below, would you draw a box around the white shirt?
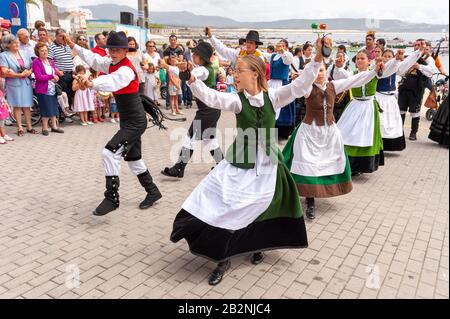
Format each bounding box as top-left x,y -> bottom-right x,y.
74,44 -> 135,93
143,52 -> 161,67
19,39 -> 37,59
327,64 -> 352,81
188,59 -> 322,114
210,36 -> 265,63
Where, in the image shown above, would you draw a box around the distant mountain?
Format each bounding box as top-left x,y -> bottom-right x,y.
70,4 -> 449,32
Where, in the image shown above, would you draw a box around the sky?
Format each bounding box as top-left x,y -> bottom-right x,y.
53,0 -> 450,25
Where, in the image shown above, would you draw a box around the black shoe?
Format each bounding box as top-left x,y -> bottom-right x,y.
306,206 -> 316,220
351,172 -> 362,177
51,128 -> 64,133
138,171 -> 162,209
250,252 -> 265,265
208,260 -> 231,286
42,130 -> 49,136
161,163 -> 184,178
93,176 -> 120,216
409,132 -> 417,141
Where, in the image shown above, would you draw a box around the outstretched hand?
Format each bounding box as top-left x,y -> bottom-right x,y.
205,27 -> 212,38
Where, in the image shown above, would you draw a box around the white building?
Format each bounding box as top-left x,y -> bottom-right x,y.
59,8 -> 93,33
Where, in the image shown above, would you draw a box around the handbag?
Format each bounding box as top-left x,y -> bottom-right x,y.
55,84 -> 63,96
425,89 -> 438,109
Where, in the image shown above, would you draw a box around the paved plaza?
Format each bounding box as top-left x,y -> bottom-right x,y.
0,107 -> 448,299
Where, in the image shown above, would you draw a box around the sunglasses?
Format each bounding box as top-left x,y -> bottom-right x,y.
78,39 -> 87,42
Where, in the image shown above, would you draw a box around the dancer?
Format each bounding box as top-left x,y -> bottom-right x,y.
160,42 -> 224,178
429,94 -> 449,148
327,51 -> 352,122
283,59 -> 384,219
398,39 -> 439,141
206,27 -> 265,62
377,47 -> 425,151
170,38 -> 326,286
66,31 -> 162,216
336,50 -> 403,175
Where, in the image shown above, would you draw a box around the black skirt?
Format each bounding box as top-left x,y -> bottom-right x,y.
383,135 -> 406,152
349,151 -> 385,174
429,96 -> 449,147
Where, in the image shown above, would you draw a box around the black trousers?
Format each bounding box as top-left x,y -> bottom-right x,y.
58,71 -> 74,108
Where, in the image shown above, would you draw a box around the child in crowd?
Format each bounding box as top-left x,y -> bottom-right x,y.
0,88 -> 14,144
144,63 -> 160,101
72,65 -> 95,126
168,55 -> 182,116
110,95 -> 120,124
90,69 -> 108,123
216,72 -> 227,92
225,67 -> 236,93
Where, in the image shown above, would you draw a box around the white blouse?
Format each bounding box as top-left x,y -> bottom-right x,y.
188,59 -> 322,114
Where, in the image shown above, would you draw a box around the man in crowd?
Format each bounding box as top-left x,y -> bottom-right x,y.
17,29 -> 37,59
92,33 -> 108,57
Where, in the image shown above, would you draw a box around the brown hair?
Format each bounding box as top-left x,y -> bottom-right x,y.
34,41 -> 48,57
75,65 -> 86,74
357,50 -> 371,60
240,55 -> 269,92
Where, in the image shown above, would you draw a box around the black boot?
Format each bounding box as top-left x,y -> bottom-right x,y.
409,117 -> 419,141
93,176 -> 120,216
138,170 -> 162,209
250,252 -> 265,265
161,147 -> 193,178
208,260 -> 231,286
306,197 -> 316,220
210,148 -> 224,170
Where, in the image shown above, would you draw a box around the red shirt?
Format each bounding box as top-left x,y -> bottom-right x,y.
108,58 -> 139,95
92,46 -> 107,57
265,63 -> 271,81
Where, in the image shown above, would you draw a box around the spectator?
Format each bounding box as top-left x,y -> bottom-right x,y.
17,29 -> 37,59
49,29 -> 75,107
143,63 -> 160,102
0,88 -> 14,144
143,40 -> 161,66
216,72 -> 227,92
337,44 -> 350,68
301,42 -> 314,67
376,38 -> 386,51
31,20 -> 45,41
92,33 -> 107,57
291,46 -> 302,73
225,67 -> 236,93
267,45 -> 275,55
32,42 -> 64,136
167,55 -> 182,116
37,28 -> 51,45
73,35 -> 91,73
72,65 -> 95,126
127,36 -> 146,93
163,34 -> 183,57
0,34 -> 36,136
184,40 -> 196,62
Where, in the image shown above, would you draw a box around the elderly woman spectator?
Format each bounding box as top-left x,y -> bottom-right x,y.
0,34 -> 36,136
143,40 -> 160,66
127,36 -> 146,93
17,28 -> 37,59
32,42 -> 64,136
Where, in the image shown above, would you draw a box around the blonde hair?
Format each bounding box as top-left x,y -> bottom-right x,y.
240,55 -> 269,92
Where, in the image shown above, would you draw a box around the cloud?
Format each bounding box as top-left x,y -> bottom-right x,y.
54,0 -> 449,25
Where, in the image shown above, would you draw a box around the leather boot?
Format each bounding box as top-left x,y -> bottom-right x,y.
306,197 -> 316,220
161,147 -> 193,178
409,117 -> 419,141
93,176 -> 120,216
250,252 -> 265,265
208,260 -> 231,286
138,170 -> 162,209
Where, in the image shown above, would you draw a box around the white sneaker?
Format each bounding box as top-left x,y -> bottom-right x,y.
177,110 -> 184,115
3,135 -> 14,142
65,118 -> 74,123
87,121 -> 94,125
0,137 -> 6,144
81,122 -> 88,126
171,112 -> 177,116
110,119 -> 116,124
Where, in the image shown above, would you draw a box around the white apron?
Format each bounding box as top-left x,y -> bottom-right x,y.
291,121 -> 347,177
376,92 -> 404,139
337,97 -> 375,147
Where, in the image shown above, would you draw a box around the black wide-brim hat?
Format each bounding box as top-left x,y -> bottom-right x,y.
102,31 -> 129,49
242,30 -> 263,46
192,42 -> 214,65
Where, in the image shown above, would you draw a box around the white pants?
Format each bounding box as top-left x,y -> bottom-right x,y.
102,146 -> 148,176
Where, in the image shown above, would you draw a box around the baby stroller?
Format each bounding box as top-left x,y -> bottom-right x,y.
425,74 -> 449,121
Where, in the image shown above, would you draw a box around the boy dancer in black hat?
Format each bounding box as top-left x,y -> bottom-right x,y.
66,31 -> 162,216
159,42 -> 224,178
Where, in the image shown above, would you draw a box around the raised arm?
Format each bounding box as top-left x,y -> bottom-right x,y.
188,79 -> 242,113
89,66 -> 135,92
209,36 -> 240,64
269,59 -> 322,109
397,49 -> 422,76
332,70 -> 377,95
71,44 -> 111,74
379,58 -> 400,78
419,56 -> 440,78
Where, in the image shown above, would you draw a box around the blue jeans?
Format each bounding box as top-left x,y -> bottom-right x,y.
182,81 -> 192,107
